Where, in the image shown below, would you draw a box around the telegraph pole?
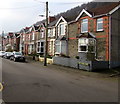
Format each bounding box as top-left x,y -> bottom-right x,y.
44,1 -> 48,66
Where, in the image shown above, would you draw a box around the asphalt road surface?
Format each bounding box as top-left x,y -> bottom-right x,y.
1,58 -> 118,102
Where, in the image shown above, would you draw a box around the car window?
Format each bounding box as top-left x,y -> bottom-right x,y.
15,52 -> 22,55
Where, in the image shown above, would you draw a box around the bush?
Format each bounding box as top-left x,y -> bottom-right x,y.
47,55 -> 53,59
28,53 -> 39,57
60,54 -> 70,58
75,56 -> 79,59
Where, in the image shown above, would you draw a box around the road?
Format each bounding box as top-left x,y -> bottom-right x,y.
1,58 -> 118,102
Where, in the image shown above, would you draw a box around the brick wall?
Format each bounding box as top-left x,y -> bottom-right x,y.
68,15 -> 109,60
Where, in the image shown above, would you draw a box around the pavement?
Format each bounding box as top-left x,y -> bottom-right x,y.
1,58 -> 119,103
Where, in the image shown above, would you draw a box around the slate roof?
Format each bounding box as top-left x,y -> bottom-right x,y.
33,25 -> 39,31
35,20 -> 46,26
89,2 -> 120,16
48,19 -> 58,27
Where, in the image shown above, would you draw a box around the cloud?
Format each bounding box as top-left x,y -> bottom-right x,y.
1,0 -> 92,33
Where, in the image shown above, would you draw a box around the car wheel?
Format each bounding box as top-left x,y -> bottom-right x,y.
14,58 -> 16,62
10,57 -> 12,60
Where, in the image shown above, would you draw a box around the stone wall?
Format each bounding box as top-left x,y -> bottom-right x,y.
68,22 -> 79,58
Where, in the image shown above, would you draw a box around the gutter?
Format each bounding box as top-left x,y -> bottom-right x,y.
92,14 -> 108,18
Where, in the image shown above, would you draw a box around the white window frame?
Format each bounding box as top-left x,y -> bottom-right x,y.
29,44 -> 34,54
48,29 -> 51,37
78,38 -> 96,53
37,42 -> 40,53
81,19 -> 88,33
37,41 -> 44,53
41,29 -> 44,38
97,18 -> 103,31
49,40 -> 55,55
32,32 -> 35,40
58,22 -> 66,36
55,41 -> 61,54
23,34 -> 25,41
55,40 -> 66,54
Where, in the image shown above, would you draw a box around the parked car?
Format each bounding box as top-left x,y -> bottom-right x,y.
10,52 -> 26,62
0,51 -> 5,57
4,52 -> 13,59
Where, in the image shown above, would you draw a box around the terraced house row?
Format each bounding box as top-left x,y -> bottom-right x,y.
2,2 -> 120,71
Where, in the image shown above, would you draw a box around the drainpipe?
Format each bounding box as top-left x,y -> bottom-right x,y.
66,24 -> 69,56
109,16 -> 111,69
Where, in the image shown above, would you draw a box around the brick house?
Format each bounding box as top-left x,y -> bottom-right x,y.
19,27 -> 30,55
5,32 -> 14,51
13,33 -> 20,51
35,20 -> 46,56
48,17 -> 57,56
28,25 -> 39,55
54,16 -> 69,56
2,35 -> 9,51
67,2 -> 120,69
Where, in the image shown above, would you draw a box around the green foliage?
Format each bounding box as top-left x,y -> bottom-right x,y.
60,54 -> 70,58
28,53 -> 39,57
6,48 -> 13,52
46,55 -> 53,59
75,56 -> 79,59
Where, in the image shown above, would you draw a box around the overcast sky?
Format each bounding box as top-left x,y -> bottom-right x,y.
0,0 -> 94,34
0,0 -> 118,34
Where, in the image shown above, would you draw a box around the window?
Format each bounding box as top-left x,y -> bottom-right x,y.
41,29 -> 44,38
50,40 -> 54,55
55,40 -> 66,54
59,23 -> 65,35
32,32 -> 35,40
97,18 -> 103,31
48,29 -> 51,37
48,28 -> 55,37
29,44 -> 34,54
37,42 -> 40,52
37,41 -> 44,53
23,35 -> 25,41
81,19 -> 88,33
41,42 -> 44,53
78,38 -> 96,52
55,41 -> 60,53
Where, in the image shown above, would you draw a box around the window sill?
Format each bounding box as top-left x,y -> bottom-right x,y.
81,31 -> 88,34
55,52 -> 60,55
96,30 -> 104,32
78,51 -> 96,53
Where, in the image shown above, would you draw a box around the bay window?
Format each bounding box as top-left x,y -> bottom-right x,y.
55,40 -> 66,54
37,41 -> 44,53
78,38 -> 96,53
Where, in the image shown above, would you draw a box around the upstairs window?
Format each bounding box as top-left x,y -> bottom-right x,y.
48,29 -> 51,37
59,23 -> 65,36
41,29 -> 44,38
97,18 -> 103,31
32,32 -> 35,40
81,19 -> 88,33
